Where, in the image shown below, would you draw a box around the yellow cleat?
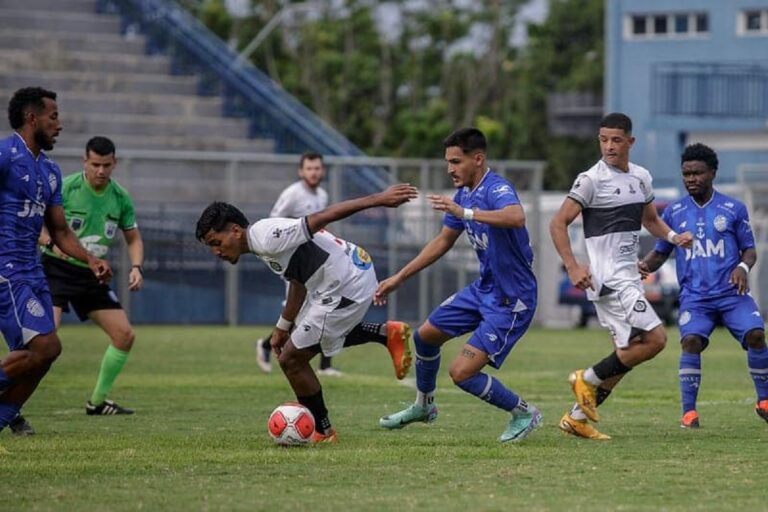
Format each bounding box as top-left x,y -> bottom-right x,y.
559,413 -> 611,440
568,370 -> 599,422
385,321 -> 413,380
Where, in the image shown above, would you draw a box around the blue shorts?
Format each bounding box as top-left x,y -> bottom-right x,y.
428,283 -> 535,369
678,293 -> 765,349
0,277 -> 55,351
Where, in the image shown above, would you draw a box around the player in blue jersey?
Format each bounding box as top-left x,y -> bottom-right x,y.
374,127 -> 541,443
640,143 -> 767,428
0,87 -> 111,438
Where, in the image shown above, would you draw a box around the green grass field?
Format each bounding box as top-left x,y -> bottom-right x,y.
2,325 -> 766,511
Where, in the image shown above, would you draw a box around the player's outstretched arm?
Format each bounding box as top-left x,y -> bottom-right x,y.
374,226 -> 461,305
549,197 -> 593,291
305,184 -> 418,235
641,202 -> 693,248
427,195 -> 526,228
124,227 -> 145,291
44,205 -> 112,283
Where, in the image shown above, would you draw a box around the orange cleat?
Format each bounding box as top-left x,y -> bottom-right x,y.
311,429 -> 338,444
681,410 -> 700,429
756,400 -> 768,423
385,321 -> 413,380
568,370 -> 599,422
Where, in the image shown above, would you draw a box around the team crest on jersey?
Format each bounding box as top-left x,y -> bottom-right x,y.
48,172 -> 57,192
70,217 -> 84,231
269,261 -> 283,272
351,247 -> 372,270
105,221 -> 118,239
491,184 -> 514,197
633,300 -> 647,313
26,298 -> 45,318
679,310 -> 691,326
713,215 -> 727,233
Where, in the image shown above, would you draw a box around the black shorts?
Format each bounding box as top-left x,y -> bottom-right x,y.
42,254 -> 122,321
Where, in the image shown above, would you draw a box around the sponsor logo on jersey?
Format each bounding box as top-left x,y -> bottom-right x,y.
26,298 -> 45,318
105,221 -> 118,239
48,172 -> 57,192
269,261 -> 283,272
465,226 -> 489,252
70,217 -> 83,231
713,215 -> 727,233
685,238 -> 724,261
491,184 -> 514,198
16,199 -> 45,218
351,246 -> 372,270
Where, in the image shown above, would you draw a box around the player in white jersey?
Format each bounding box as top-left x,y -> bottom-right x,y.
550,113 -> 692,440
256,153 -> 340,375
196,184 -> 418,443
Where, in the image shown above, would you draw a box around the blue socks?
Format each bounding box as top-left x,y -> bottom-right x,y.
0,367 -> 11,392
413,331 -> 440,407
679,352 -> 701,413
456,372 -> 520,412
0,402 -> 20,431
747,346 -> 768,401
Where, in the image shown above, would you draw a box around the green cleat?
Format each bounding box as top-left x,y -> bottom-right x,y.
379,403 -> 438,429
499,406 -> 542,443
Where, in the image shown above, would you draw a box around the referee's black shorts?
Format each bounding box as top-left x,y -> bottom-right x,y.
42,254 -> 122,321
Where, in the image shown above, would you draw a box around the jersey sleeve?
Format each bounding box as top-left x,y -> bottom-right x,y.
442,189 -> 465,231
735,203 -> 756,251
48,163 -> 63,206
487,180 -> 521,209
119,190 -> 138,230
653,207 -> 674,254
566,173 -> 595,208
641,170 -> 654,204
248,217 -> 311,255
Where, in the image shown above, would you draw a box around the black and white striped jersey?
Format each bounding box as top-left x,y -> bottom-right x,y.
246,217 -> 375,306
567,159 -> 654,301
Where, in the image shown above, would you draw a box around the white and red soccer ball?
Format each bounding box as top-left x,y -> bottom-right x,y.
268,402 -> 315,446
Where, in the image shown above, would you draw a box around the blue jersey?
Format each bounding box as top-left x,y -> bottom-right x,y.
655,191 -> 755,300
0,134 -> 63,281
444,170 -> 537,308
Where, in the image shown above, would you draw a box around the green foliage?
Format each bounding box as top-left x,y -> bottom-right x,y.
198,0 -> 233,40
2,325 -> 766,510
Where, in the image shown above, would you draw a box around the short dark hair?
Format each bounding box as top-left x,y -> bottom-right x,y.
599,112 -> 633,134
299,152 -> 323,167
442,127 -> 487,154
86,136 -> 116,157
8,86 -> 57,130
195,202 -> 249,241
681,143 -> 718,171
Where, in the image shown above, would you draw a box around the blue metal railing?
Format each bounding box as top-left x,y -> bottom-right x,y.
653,62 -> 768,118
98,0 -> 387,190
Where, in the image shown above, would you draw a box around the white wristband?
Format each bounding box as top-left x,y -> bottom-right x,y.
463,208 -> 474,221
738,262 -> 750,274
666,230 -> 677,243
276,316 -> 293,331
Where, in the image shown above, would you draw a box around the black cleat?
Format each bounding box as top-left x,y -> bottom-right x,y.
9,414 -> 35,436
86,399 -> 134,416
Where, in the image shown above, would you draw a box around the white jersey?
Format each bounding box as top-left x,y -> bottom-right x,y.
567,159 -> 654,301
270,181 -> 328,218
246,217 -> 375,307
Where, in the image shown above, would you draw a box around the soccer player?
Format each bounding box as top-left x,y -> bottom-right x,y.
639,143 -> 767,428
39,136 -> 144,417
255,152 -> 342,377
375,127 -> 542,443
550,113 -> 692,440
195,184 -> 418,443
0,87 -> 111,437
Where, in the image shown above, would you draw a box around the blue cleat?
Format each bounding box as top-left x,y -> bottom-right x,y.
499,406 -> 542,443
379,403 -> 438,429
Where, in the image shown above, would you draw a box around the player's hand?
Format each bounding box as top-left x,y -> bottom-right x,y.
270,328 -> 290,356
128,266 -> 143,291
374,275 -> 403,306
568,264 -> 594,291
672,231 -> 693,248
426,195 -> 462,218
88,257 -> 112,284
729,266 -> 749,295
376,184 -> 419,207
637,261 -> 651,280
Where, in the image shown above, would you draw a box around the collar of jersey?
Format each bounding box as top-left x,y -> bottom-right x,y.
81,171 -> 110,197
466,168 -> 492,195
13,132 -> 45,162
689,189 -> 717,209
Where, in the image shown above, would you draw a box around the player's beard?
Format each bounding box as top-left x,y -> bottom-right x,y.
34,128 -> 54,151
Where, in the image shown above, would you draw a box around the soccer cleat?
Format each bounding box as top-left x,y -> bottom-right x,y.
317,367 -> 343,377
499,406 -> 543,443
385,321 -> 413,380
756,400 -> 768,423
255,338 -> 272,373
311,429 -> 338,444
86,399 -> 134,416
558,413 -> 611,440
681,410 -> 700,429
568,370 -> 599,422
379,403 -> 438,429
8,414 -> 35,436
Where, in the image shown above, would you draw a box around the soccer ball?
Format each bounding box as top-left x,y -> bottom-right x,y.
267,402 -> 315,446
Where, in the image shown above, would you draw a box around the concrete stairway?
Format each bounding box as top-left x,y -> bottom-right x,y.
0,0 -> 274,153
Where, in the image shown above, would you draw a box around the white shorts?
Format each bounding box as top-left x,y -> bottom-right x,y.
593,283 -> 661,349
289,271 -> 377,356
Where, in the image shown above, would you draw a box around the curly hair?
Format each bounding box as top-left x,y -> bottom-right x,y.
681,143 -> 718,171
8,86 -> 57,130
195,202 -> 249,241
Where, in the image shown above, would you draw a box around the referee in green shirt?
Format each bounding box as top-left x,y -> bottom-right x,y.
39,136 -> 143,419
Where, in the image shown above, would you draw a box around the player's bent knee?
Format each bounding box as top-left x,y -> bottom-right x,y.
681,335 -> 705,354
113,328 -> 135,350
448,365 -> 475,384
745,329 -> 766,350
